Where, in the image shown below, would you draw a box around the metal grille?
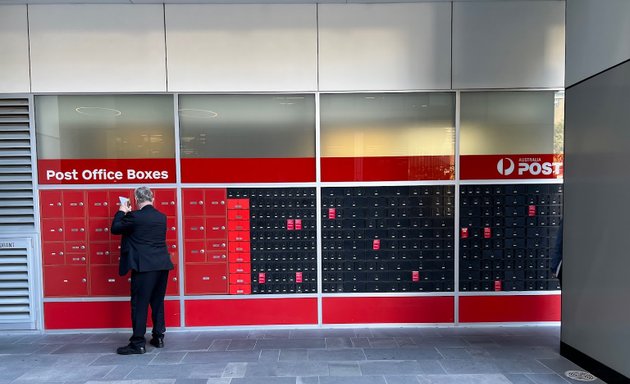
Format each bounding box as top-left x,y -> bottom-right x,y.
0,238 -> 34,329
0,97 -> 34,233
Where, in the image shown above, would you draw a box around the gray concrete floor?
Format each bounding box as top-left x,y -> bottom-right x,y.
0,325 -> 602,384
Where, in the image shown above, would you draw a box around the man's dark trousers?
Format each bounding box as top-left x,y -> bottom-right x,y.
129,270 -> 169,348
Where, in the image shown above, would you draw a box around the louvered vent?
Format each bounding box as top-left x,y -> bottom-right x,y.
0,98 -> 34,233
0,238 -> 34,329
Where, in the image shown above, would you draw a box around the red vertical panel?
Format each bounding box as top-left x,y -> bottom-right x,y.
459,295 -> 561,322
322,296 -> 454,324
44,300 -> 180,329
185,298 -> 318,326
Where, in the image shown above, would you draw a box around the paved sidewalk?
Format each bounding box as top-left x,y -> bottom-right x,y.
0,326 -> 599,384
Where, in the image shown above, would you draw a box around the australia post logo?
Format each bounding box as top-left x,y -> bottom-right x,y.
497,157 -> 562,177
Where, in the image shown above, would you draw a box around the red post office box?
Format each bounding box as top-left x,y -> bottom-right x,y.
182,189 -> 205,216
87,190 -> 110,218
40,190 -> 63,218
227,198 -> 249,210
205,189 -> 227,216
153,188 -> 177,216
205,217 -> 227,239
206,251 -> 228,263
229,274 -> 250,285
88,218 -> 111,242
42,242 -> 65,265
185,241 -> 206,263
228,231 -> 250,242
228,209 -> 249,221
207,239 -> 227,251
90,265 -> 129,296
63,190 -> 86,218
229,285 -> 251,295
63,218 -> 87,242
166,216 -> 178,241
65,241 -> 87,255
89,242 -> 113,265
227,220 -> 250,231
228,253 -> 251,263
183,217 -> 205,240
185,263 -> 228,294
166,265 -> 179,296
42,219 -> 64,242
66,252 -> 87,265
229,241 -> 250,254
229,263 -> 251,274
43,265 -> 88,297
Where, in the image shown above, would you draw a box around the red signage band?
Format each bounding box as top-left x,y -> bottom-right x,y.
38,159 -> 176,185
181,158 -> 315,183
460,154 -> 563,180
321,155 -> 454,182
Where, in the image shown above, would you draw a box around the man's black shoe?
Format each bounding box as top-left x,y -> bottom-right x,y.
116,344 -> 146,355
150,337 -> 164,348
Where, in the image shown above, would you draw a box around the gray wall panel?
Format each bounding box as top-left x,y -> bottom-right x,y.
566,0 -> 630,86
0,5 -> 30,93
564,60 -> 630,378
453,1 -> 565,89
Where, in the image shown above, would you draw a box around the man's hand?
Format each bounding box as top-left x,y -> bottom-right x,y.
119,202 -> 131,214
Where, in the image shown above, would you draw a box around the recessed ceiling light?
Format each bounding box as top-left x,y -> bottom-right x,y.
179,108 -> 218,119
75,106 -> 122,117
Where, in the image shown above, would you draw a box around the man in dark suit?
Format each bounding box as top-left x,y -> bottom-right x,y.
111,186 -> 174,355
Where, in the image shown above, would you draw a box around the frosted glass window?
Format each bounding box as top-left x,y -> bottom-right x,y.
320,93 -> 455,157
179,94 -> 315,158
35,95 -> 175,159
460,91 -> 564,155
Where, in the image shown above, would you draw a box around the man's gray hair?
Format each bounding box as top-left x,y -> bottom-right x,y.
135,186 -> 154,204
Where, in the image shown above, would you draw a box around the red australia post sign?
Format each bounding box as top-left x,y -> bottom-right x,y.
38,159 -> 176,184
460,154 -> 563,180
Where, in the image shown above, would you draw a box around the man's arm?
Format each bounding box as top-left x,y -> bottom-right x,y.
111,211 -> 136,235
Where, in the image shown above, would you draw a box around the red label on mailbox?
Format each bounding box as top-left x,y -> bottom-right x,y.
412,271 -> 420,282
528,205 -> 536,216
295,219 -> 302,230
296,272 -> 303,283
328,208 -> 336,219
258,272 -> 266,284
373,239 -> 380,250
494,280 -> 502,291
484,227 -> 491,239
461,227 -> 469,239
287,219 -> 294,231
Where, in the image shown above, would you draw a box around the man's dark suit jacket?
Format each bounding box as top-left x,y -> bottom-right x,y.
111,204 -> 174,276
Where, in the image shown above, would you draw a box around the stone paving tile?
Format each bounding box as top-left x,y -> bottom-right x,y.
244,361 -> 329,377
12,365 -> 114,382
90,352 -> 157,366
125,363 -> 227,380
223,362 -> 248,378
360,360 -> 425,376
255,339 -> 326,350
438,359 -> 502,374
504,373 -> 538,384
368,338 -> 399,348
328,361 -> 361,376
307,348 -> 366,361
182,350 -> 262,364
351,338 -> 371,348
417,374 -> 513,384
493,359 -> 554,374
436,347 -> 473,359
319,376 -> 387,384
385,376 -> 421,384
291,329 -> 357,339
279,348 -> 308,361
259,348 -> 281,362
228,339 -> 258,351
325,337 -> 353,349
364,347 -> 441,360
523,374 -> 571,384
231,377 -> 297,384
149,351 -> 188,365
